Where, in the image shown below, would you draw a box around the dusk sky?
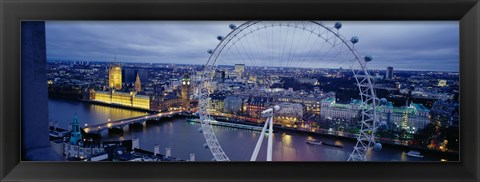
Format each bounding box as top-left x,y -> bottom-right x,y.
46,21 -> 459,72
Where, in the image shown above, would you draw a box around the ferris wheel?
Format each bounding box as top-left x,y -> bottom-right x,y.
198,21 -> 379,161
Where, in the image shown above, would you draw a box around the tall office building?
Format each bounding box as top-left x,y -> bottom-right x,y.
109,64 -> 122,90
235,64 -> 245,78
386,66 -> 394,80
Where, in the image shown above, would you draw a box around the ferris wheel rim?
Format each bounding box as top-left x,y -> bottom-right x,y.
199,21 -> 378,162
207,21 -> 366,69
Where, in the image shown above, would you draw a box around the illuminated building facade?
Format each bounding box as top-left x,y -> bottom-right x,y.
93,91 -> 112,104
390,103 -> 430,134
92,90 -> 151,110
320,98 -> 360,123
132,94 -> 150,110
276,95 -> 322,115
63,142 -> 105,160
89,89 -> 96,100
112,91 -> 132,107
109,64 -> 122,90
276,102 -> 304,118
223,96 -> 244,114
208,97 -> 225,113
155,92 -> 181,111
245,97 -> 273,118
438,79 -> 447,87
320,97 -> 430,133
275,102 -> 304,126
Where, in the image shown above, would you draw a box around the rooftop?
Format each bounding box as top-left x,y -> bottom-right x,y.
411,102 -> 429,112
322,97 -> 335,103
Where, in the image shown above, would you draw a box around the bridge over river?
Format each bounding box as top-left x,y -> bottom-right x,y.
83,110 -> 187,134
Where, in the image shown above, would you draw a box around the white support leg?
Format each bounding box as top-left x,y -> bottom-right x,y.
251,105 -> 279,161
250,117 -> 270,161
267,116 -> 273,161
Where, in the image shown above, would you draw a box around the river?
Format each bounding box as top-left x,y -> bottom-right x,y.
48,98 -> 456,161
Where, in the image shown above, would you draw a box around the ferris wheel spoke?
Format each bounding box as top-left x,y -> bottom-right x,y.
288,24 -> 299,68
227,35 -> 250,65
267,22 -> 274,68
331,36 -> 353,68
323,42 -> 348,69
290,23 -> 306,68
247,24 -> 265,66
293,25 -> 318,69
239,35 -> 257,69
293,24 -> 321,69
279,24 -> 289,68
253,24 -> 267,66
229,33 -> 249,66
309,37 -> 337,69
270,21 -> 276,68
249,24 -> 266,68
237,32 -> 255,65
305,33 -> 330,69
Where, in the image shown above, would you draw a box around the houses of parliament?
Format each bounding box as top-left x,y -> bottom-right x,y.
89,64 -> 192,111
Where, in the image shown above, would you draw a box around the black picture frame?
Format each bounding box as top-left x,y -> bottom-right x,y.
1,0 -> 479,181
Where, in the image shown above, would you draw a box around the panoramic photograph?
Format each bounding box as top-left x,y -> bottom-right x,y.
25,21 -> 459,161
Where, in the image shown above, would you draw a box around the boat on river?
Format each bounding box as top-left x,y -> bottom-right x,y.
407,150 -> 424,158
322,142 -> 343,148
306,139 -> 322,145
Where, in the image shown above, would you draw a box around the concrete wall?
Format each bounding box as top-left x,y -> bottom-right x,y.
21,22 -> 49,152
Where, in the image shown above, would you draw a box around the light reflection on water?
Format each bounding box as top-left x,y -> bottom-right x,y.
48,98 -> 453,161
48,98 -> 146,129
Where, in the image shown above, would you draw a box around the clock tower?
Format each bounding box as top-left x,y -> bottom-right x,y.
181,73 -> 191,111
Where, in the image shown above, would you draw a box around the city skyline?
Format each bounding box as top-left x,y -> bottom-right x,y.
46,21 -> 459,72
48,60 -> 460,73
43,60 -> 460,161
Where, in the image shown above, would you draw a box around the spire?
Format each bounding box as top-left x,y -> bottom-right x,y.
183,72 -> 190,79
135,72 -> 141,92
73,112 -> 79,124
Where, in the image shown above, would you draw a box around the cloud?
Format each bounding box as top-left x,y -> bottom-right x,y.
45,21 -> 459,71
